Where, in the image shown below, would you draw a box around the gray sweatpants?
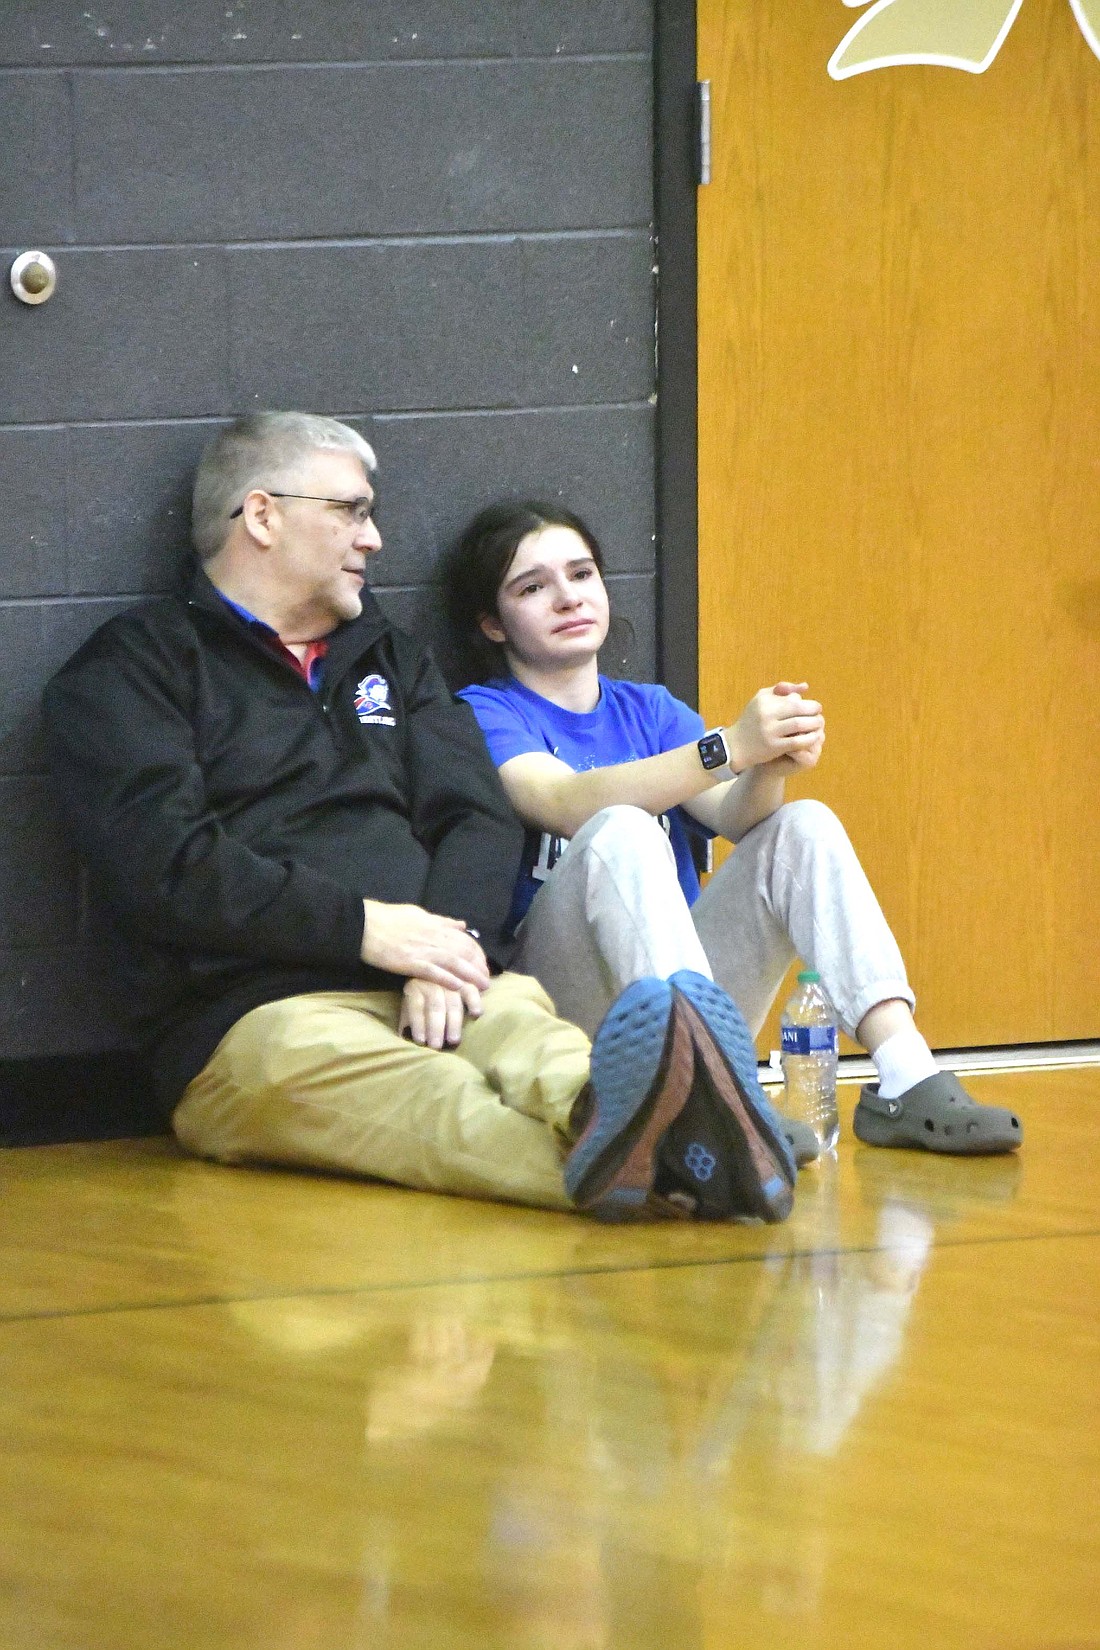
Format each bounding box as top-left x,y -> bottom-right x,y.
513,800 -> 915,1043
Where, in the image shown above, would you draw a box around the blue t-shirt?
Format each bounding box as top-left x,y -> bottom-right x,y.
458,674 -> 708,929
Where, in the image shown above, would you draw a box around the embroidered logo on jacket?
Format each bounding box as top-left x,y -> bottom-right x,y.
354,673 -> 397,727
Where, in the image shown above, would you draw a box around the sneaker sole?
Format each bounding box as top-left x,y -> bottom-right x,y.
669,973 -> 797,1222
565,981 -> 693,1218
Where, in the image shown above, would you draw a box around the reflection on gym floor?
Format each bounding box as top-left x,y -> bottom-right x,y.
0,1068 -> 1094,1650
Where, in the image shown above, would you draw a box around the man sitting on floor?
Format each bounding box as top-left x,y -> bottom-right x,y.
41,412 -> 799,1223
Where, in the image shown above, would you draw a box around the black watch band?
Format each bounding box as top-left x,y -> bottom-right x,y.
697,727 -> 731,772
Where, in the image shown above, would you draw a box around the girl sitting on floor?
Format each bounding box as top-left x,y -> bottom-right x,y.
441,499 -> 1021,1157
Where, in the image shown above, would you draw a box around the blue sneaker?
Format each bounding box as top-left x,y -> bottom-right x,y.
564,979 -> 695,1220
668,971 -> 797,1222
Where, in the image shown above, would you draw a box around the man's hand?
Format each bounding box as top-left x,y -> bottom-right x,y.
727,681 -> 825,772
360,899 -> 491,992
399,979 -> 483,1050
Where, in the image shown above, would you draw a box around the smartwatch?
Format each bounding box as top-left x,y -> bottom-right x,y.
697,727 -> 732,772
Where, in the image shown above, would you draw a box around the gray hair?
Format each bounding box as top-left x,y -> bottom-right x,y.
191,411 -> 378,561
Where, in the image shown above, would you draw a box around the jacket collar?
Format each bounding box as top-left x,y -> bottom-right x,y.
184,561 -> 391,675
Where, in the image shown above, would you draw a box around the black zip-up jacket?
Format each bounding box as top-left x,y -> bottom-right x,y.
42,567 -> 524,1117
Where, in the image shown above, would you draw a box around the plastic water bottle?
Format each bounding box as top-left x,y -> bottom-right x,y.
780,970 -> 840,1151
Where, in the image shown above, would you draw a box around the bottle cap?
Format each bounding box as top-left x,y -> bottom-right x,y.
796,969 -> 820,983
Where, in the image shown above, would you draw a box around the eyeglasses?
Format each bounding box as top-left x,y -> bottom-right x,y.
230,491 -> 378,526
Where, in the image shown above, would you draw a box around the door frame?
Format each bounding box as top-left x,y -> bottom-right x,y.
653,0 -> 700,709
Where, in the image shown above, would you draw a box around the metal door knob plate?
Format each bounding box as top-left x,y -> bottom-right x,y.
10,250 -> 58,305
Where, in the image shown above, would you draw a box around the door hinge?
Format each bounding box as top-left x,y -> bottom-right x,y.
695,80 -> 711,186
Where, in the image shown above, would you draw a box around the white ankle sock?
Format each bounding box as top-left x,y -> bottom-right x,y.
872,1028 -> 939,1099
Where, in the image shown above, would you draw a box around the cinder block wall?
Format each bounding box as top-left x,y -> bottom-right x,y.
0,2 -> 656,1063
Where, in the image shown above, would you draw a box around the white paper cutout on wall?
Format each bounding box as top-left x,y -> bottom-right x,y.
829,0 -> 1100,80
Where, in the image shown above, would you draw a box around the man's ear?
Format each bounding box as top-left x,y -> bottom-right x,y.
240,489 -> 278,548
478,612 -> 506,645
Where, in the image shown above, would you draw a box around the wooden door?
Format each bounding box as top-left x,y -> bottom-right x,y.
697,0 -> 1100,1049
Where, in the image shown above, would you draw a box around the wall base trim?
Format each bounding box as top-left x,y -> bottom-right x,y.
758,1040 -> 1100,1086
0,1051 -> 164,1147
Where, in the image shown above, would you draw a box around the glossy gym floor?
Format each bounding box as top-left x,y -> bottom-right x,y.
1,1065 -> 1097,1649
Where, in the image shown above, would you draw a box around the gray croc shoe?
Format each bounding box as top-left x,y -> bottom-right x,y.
853,1072 -> 1023,1155
782,1117 -> 822,1168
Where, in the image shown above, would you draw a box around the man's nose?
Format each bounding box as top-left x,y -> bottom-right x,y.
358,516 -> 383,553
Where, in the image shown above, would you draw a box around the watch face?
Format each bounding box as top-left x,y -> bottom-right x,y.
698,731 -> 727,770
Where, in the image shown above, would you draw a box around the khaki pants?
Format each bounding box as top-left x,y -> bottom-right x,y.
172,972 -> 590,1211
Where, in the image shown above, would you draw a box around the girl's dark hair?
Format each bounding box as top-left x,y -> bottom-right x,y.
442,499 -> 609,683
